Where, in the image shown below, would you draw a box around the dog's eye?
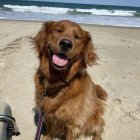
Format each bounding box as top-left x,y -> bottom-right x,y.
54,29 -> 63,33
74,34 -> 81,40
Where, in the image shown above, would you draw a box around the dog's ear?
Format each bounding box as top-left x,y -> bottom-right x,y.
83,32 -> 98,67
34,21 -> 54,57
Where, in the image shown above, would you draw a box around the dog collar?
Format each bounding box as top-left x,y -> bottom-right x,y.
43,72 -> 80,98
43,79 -> 70,98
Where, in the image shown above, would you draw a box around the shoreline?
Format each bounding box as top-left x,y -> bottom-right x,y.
1,19 -> 140,29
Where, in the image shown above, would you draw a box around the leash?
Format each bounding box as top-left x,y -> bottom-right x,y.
34,79 -> 71,140
35,111 -> 43,140
34,70 -> 81,140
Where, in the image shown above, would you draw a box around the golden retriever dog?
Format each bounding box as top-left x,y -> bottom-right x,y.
34,20 -> 107,140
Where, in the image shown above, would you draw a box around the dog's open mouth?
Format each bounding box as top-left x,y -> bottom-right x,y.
49,47 -> 70,69
49,47 -> 78,71
52,53 -> 68,67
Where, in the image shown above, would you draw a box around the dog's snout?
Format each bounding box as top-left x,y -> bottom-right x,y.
59,39 -> 72,51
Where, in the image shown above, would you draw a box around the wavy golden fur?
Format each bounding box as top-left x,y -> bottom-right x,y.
34,20 -> 107,140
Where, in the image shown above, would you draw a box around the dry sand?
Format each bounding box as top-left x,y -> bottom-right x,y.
0,20 -> 140,140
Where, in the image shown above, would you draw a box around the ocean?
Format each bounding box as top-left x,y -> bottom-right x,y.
0,0 -> 140,27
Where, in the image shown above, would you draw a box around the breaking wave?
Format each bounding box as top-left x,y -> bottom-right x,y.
3,4 -> 137,17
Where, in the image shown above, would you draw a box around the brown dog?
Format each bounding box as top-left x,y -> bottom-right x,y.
34,20 -> 107,140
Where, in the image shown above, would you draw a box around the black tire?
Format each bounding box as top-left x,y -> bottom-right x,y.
0,102 -> 12,140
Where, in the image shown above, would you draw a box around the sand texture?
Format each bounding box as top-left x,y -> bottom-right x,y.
0,20 -> 140,140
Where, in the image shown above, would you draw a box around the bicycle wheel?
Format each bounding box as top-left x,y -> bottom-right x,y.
0,102 -> 12,140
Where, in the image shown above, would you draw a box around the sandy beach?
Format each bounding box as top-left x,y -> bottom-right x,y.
0,20 -> 140,140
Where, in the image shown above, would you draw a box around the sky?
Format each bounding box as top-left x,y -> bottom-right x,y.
44,0 -> 140,7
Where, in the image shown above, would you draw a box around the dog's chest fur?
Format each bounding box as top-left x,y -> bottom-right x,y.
41,75 -> 98,135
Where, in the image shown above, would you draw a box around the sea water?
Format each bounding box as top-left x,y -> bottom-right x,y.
0,0 -> 140,27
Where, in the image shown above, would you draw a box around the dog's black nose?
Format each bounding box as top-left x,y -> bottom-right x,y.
59,39 -> 72,51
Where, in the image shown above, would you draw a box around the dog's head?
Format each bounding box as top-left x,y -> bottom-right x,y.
34,20 -> 97,79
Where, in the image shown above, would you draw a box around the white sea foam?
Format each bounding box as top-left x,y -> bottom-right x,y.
3,4 -> 136,16
76,9 -> 135,16
2,4 -> 140,27
3,5 -> 69,14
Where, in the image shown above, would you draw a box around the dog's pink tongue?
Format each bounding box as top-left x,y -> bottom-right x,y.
52,54 -> 68,67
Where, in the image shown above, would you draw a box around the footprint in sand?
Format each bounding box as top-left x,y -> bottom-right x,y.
7,37 -> 23,47
113,99 -> 140,121
110,98 -> 123,116
128,109 -> 140,120
113,98 -> 122,104
101,73 -> 107,80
